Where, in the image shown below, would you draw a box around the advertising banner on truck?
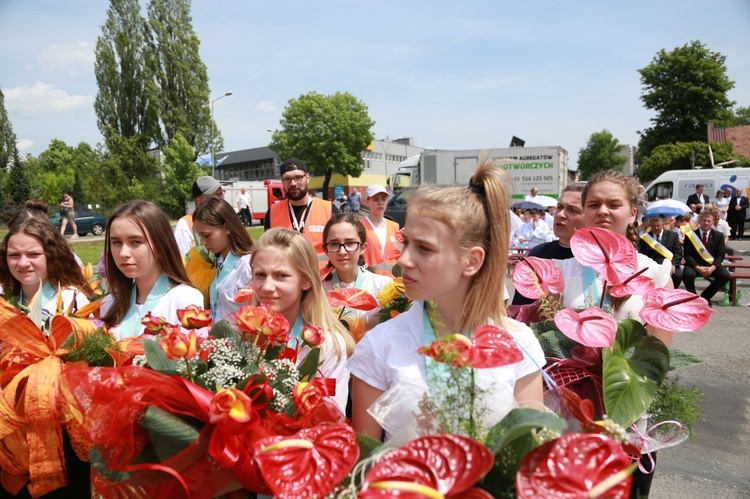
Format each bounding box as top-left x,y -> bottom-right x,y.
488,147 -> 567,198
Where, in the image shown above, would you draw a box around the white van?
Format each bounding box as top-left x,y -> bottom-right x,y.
644,168 -> 750,204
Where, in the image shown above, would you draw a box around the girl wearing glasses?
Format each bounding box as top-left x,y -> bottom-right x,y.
250,228 -> 355,413
321,214 -> 393,339
192,197 -> 254,322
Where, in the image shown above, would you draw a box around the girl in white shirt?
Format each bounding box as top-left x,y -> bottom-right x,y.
349,159 -> 545,442
101,201 -> 203,339
193,197 -> 253,322
322,214 -> 392,337
250,228 -> 356,413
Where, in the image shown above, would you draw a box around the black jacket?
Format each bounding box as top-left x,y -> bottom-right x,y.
686,192 -> 710,210
638,230 -> 682,267
684,228 -> 725,268
728,194 -> 749,220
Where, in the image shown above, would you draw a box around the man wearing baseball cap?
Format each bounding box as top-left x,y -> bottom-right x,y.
265,158 -> 338,260
361,184 -> 400,276
174,175 -> 225,255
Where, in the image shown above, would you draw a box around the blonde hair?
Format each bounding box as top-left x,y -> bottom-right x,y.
407,157 -> 511,333
252,228 -> 355,357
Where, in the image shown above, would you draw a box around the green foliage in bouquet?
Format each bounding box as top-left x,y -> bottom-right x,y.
649,376 -> 704,443
59,328 -> 120,367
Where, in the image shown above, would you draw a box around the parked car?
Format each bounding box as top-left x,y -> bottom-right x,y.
384,189 -> 411,228
49,209 -> 107,237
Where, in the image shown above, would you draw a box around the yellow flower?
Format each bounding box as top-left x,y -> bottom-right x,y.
377,278 -> 404,306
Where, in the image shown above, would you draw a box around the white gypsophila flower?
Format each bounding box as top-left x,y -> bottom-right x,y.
132,355 -> 149,368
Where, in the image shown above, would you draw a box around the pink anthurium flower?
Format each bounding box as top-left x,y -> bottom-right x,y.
639,288 -> 713,332
608,267 -> 656,298
554,307 -> 618,348
512,257 -> 565,300
571,228 -> 637,284
327,288 -> 379,311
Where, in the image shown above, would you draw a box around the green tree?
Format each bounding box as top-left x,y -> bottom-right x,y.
270,91 -> 375,198
576,130 -> 627,180
0,87 -> 16,201
158,133 -> 203,218
147,0 -> 212,153
715,106 -> 750,128
637,40 -> 735,161
8,146 -> 30,206
95,0 -> 158,151
637,141 -> 749,183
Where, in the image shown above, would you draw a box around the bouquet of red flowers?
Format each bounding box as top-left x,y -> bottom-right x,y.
60,304 -> 356,498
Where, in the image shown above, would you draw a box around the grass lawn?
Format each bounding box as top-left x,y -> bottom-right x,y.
68,226 -> 266,268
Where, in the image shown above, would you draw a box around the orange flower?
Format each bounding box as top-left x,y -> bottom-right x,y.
235,305 -> 290,345
141,312 -> 166,334
209,387 -> 254,424
292,377 -> 335,416
233,287 -> 255,303
176,305 -> 213,329
159,330 -> 198,360
301,325 -> 325,348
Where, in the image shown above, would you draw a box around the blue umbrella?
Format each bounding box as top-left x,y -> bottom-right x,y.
512,201 -> 546,211
644,199 -> 691,217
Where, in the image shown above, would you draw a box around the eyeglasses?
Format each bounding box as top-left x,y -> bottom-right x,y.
324,241 -> 362,253
281,174 -> 307,185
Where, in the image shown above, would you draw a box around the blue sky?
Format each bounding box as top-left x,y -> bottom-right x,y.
1,0 -> 749,170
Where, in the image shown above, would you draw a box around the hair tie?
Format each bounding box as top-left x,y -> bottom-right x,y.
468,179 -> 486,200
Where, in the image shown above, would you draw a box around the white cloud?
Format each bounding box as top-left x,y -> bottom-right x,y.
256,101 -> 275,113
37,41 -> 95,76
16,139 -> 34,152
4,82 -> 93,116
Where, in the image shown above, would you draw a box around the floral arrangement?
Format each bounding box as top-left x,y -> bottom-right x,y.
59,304 -> 350,498
376,277 -> 411,323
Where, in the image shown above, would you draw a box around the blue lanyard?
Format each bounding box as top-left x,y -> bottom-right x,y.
332,266 -> 365,289
286,314 -> 305,348
210,252 -> 240,321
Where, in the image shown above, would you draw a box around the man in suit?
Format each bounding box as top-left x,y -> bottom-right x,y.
639,215 -> 683,289
686,183 -> 710,214
683,211 -> 730,306
728,188 -> 749,240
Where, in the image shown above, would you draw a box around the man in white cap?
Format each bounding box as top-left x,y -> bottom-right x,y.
361,184 -> 400,276
174,175 -> 224,255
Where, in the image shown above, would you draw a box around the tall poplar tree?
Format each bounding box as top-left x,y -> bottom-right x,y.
0,87 -> 16,174
147,0 -> 212,154
8,147 -> 30,206
94,0 -> 158,151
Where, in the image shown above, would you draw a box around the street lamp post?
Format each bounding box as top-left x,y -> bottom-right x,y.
380,137 -> 393,183
210,91 -> 233,178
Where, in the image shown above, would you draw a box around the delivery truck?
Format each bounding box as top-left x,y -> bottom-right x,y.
390,146 -> 569,198
644,168 -> 750,204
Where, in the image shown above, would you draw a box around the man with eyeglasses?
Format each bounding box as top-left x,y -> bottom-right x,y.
174,175 -> 225,256
266,158 -> 339,261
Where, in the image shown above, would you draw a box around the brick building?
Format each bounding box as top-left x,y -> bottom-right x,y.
708,120 -> 750,158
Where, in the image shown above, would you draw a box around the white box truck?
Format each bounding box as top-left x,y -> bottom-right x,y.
390,146 -> 569,198
644,168 -> 750,204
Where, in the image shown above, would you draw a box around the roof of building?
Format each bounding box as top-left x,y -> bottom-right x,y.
216,146 -> 279,168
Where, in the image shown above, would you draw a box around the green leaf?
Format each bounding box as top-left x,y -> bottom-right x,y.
602,320 -> 670,427
142,338 -> 179,373
139,406 -> 202,462
90,446 -> 131,483
482,409 -> 566,491
264,344 -> 284,361
210,319 -> 241,341
297,348 -> 321,381
668,347 -> 704,370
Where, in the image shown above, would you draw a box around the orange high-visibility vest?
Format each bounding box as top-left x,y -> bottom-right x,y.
270,198 -> 332,260
361,217 -> 400,276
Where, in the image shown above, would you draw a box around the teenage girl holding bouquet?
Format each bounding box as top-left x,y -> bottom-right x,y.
101,200 -> 204,339
250,228 -> 356,413
321,214 -> 392,337
348,159 -> 545,442
192,197 -> 253,322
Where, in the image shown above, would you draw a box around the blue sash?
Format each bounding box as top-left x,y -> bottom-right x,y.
210,252 -> 240,321
120,273 -> 172,338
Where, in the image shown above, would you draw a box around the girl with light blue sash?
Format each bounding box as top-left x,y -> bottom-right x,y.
321,214 -> 392,335
348,159 -> 546,442
100,201 -> 203,339
193,197 -> 253,322
250,228 -> 355,413
0,210 -> 92,317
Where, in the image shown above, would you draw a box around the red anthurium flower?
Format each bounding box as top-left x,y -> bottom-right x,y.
176,304 -> 213,329
141,312 -> 166,334
512,256 -> 565,299
319,265 -> 335,281
359,433 -> 494,498
253,424 -> 359,499
292,377 -> 336,416
327,288 -> 379,311
395,228 -> 405,243
233,287 -> 254,303
554,307 -> 618,348
571,227 -> 637,284
639,288 -> 713,332
418,324 -> 524,369
608,267 -> 655,298
516,433 -> 634,499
